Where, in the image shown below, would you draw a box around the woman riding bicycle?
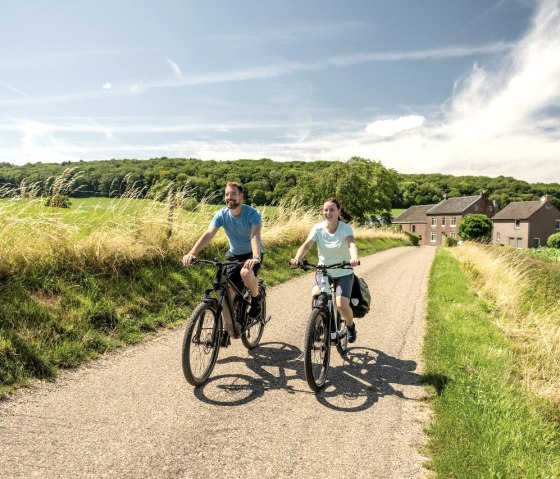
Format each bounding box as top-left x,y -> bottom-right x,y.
290,198 -> 360,343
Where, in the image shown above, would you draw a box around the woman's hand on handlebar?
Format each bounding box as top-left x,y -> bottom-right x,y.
350,258 -> 360,267
289,258 -> 300,266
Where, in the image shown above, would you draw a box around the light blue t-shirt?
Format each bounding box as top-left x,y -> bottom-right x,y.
211,205 -> 262,256
308,220 -> 354,277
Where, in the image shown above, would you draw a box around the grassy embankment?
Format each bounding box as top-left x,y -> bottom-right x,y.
0,195 -> 409,398
424,244 -> 560,477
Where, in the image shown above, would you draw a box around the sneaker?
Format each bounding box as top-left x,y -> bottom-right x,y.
347,324 -> 357,343
248,295 -> 262,318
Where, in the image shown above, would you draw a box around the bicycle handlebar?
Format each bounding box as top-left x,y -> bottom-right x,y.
292,259 -> 354,272
191,258 -> 246,267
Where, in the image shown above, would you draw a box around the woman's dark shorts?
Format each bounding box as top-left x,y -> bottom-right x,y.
224,251 -> 263,293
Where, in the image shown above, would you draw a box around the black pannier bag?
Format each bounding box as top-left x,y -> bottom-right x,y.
350,275 -> 371,318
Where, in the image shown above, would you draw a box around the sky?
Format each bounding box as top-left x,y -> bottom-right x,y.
1,0 -> 559,183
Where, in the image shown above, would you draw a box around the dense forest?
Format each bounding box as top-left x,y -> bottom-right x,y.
0,157 -> 558,210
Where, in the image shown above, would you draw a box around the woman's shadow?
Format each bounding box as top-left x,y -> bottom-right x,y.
193,342 -> 426,412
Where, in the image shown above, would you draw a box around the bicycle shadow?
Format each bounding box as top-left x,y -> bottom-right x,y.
192,342 -> 424,412
192,342 -> 303,406
315,347 -> 424,412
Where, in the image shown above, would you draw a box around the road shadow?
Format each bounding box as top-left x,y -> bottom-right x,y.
315,347 -> 423,412
192,342 -> 424,412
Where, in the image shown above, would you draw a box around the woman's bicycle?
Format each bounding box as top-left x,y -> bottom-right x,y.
182,258 -> 270,386
293,260 -> 354,391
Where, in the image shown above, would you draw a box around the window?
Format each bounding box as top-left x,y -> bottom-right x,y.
556,219 -> 560,230
431,217 -> 437,227
450,232 -> 456,239
474,205 -> 479,212
508,237 -> 515,246
516,237 -> 523,248
532,238 -> 540,248
441,217 -> 446,227
514,219 -> 521,229
488,205 -> 493,212
496,232 -> 501,242
450,217 -> 457,227
412,225 -> 416,233
431,232 -> 437,243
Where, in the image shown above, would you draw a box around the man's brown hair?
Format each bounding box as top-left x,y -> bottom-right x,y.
226,182 -> 244,194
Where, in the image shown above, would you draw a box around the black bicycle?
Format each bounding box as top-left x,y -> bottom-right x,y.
293,260 -> 354,391
182,258 -> 269,386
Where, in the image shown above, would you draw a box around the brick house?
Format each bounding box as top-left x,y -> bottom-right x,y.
492,196 -> 560,248
393,193 -> 498,246
390,204 -> 435,244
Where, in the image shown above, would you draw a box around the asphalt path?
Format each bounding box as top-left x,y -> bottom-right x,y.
0,245 -> 436,479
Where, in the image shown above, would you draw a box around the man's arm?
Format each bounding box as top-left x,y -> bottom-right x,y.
243,224 -> 262,270
182,225 -> 218,266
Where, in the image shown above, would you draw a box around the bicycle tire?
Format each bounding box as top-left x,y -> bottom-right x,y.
336,319 -> 349,356
303,307 -> 331,391
182,302 -> 221,386
241,283 -> 266,350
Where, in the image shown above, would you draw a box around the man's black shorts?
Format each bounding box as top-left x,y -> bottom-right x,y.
224,251 -> 263,293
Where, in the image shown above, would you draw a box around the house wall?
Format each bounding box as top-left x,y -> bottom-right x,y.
493,220 -> 529,248
397,223 -> 427,243
425,215 -> 463,246
528,206 -> 560,247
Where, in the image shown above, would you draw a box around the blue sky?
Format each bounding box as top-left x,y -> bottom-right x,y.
1,0 -> 559,183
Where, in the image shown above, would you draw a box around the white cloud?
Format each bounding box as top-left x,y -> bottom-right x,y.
365,115 -> 425,137
102,82 -> 112,90
165,57 -> 183,79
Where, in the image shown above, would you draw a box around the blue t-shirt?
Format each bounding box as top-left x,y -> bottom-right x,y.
211,205 -> 262,256
308,220 -> 354,277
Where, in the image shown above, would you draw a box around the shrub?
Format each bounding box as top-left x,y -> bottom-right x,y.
44,194 -> 71,208
547,232 -> 560,249
405,231 -> 420,246
443,236 -> 458,247
458,214 -> 492,241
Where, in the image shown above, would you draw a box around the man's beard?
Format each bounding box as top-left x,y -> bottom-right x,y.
226,200 -> 240,209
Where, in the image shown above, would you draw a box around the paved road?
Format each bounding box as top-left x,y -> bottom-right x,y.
0,246 -> 436,479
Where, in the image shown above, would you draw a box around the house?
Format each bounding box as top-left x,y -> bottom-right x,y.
391,204 -> 435,244
393,193 -> 498,246
492,195 -> 560,248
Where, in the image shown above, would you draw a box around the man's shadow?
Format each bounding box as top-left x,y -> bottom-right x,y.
193,342 -> 428,412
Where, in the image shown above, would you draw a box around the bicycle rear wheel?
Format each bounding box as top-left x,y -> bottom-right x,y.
304,307 -> 331,391
241,283 -> 266,350
182,302 -> 221,386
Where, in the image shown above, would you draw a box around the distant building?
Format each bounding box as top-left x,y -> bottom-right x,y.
492,195 -> 560,248
393,193 -> 498,246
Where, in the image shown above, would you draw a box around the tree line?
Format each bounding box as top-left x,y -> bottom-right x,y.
0,157 -> 558,221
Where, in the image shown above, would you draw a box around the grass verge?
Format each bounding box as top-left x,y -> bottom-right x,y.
423,248 -> 560,478
0,235 -> 408,398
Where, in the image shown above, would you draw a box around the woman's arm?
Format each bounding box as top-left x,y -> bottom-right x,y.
290,238 -> 315,265
346,235 -> 360,266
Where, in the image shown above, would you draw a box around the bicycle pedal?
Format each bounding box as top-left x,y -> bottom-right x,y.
264,315 -> 272,324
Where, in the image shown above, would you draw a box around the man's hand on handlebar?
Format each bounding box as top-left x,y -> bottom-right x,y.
182,253 -> 197,267
350,258 -> 360,267
243,258 -> 261,270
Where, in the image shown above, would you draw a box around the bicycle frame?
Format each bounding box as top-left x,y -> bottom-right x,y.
298,260 -> 353,344
198,259 -> 250,338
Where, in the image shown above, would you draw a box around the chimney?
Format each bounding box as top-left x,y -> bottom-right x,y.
443,193 -> 448,200
541,195 -> 549,203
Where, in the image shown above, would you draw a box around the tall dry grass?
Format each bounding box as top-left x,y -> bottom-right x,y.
1,172 -> 407,278
452,242 -> 560,402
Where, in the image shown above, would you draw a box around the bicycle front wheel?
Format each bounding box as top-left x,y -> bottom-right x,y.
304,307 -> 331,391
182,302 -> 221,386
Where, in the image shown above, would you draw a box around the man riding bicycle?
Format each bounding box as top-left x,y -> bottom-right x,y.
182,182 -> 263,319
